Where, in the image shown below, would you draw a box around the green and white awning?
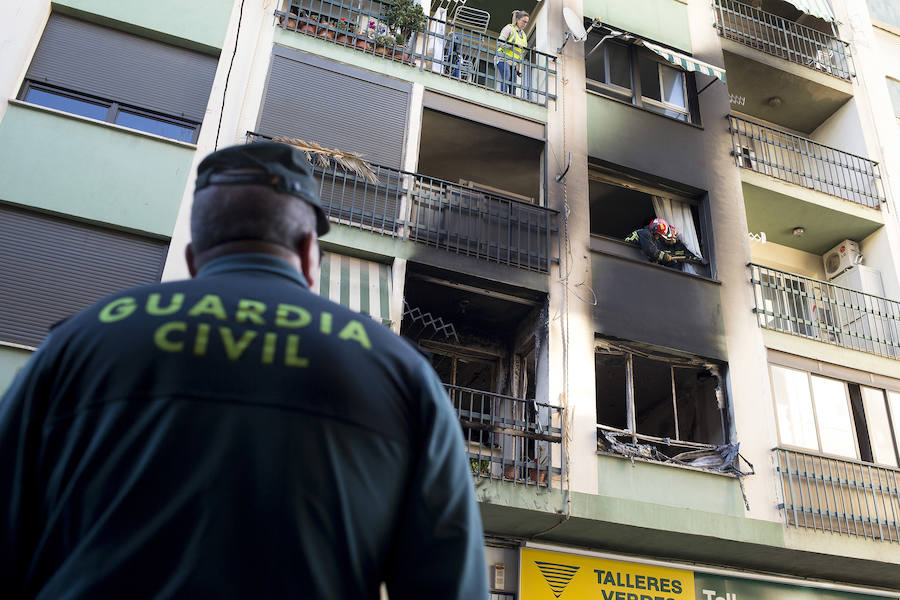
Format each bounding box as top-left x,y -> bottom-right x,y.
638,39 -> 727,84
782,0 -> 836,23
315,252 -> 393,326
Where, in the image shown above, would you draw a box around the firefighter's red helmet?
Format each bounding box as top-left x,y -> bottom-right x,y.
649,218 -> 678,243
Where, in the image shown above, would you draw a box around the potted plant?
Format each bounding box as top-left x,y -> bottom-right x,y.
317,16 -> 336,40
300,12 -> 318,35
385,0 -> 427,49
278,7 -> 303,30
335,17 -> 354,45
374,33 -> 396,57
355,19 -> 376,50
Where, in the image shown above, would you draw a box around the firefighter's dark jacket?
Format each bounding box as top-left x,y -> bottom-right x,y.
0,253 -> 488,599
625,228 -> 702,268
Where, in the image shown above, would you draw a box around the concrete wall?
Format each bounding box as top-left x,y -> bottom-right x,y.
0,346 -> 32,396
811,98 -> 867,157
751,239 -> 826,279
582,0 -> 692,53
0,103 -> 194,236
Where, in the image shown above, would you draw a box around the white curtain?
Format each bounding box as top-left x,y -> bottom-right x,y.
652,196 -> 703,275
427,7 -> 447,73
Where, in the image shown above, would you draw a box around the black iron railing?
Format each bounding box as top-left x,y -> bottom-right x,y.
276,0 -> 557,106
728,116 -> 884,209
447,384 -> 563,488
750,263 -> 900,359
248,133 -> 557,273
714,0 -> 853,80
775,447 -> 900,543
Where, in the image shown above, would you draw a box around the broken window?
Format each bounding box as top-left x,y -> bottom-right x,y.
595,340 -> 737,471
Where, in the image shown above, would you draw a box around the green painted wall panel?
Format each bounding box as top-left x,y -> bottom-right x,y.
0,104 -> 194,237
597,454 -> 746,517
272,29 -> 548,123
0,346 -> 32,396
54,0 -> 234,53
583,0 -> 692,53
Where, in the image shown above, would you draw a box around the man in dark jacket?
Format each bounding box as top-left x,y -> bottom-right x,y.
0,142 -> 488,599
625,217 -> 704,271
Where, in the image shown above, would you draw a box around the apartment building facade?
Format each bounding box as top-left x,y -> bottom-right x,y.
1,0 -> 900,598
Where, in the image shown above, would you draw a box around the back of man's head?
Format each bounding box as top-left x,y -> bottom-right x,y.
191,142 -> 330,256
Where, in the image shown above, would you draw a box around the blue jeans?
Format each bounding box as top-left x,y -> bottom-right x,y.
496,60 -> 517,95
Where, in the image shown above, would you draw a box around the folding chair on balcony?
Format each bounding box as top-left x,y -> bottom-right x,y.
444,6 -> 490,82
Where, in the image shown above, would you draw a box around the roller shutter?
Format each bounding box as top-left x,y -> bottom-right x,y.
25,14 -> 217,122
258,48 -> 410,168
0,205 -> 168,347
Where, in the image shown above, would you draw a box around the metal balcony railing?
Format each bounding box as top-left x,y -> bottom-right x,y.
276,0 -> 556,106
775,447 -> 900,543
714,0 -> 853,81
447,384 -> 564,489
750,263 -> 900,359
248,133 -> 557,273
728,116 -> 884,209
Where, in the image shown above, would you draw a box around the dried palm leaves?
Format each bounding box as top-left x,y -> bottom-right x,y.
273,137 -> 379,184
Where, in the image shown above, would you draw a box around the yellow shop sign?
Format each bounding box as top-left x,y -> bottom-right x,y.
522,549 -> 695,600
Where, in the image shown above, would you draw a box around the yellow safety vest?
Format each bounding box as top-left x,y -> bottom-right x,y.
499,26 -> 527,61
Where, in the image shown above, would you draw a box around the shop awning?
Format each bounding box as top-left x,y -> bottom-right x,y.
637,39 -> 727,84
781,0 -> 836,23
315,252 -> 393,326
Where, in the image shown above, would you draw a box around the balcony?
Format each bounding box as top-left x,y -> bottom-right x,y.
775,447 -> 900,543
714,0 -> 853,81
729,116 -> 884,210
275,0 -> 556,107
449,385 -> 563,488
750,264 -> 900,360
248,133 -> 557,273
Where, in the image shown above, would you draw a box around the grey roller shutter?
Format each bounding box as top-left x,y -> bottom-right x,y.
258,48 -> 410,168
0,205 -> 168,348
25,14 -> 218,122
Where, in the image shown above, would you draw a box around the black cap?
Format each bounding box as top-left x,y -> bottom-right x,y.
195,142 -> 329,236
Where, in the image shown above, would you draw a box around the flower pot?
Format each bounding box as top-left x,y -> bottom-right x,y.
374,45 -> 389,57
317,23 -> 335,40
335,33 -> 350,45
300,20 -> 317,35
355,38 -> 371,51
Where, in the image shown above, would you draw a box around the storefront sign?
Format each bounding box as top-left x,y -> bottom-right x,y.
521,549 -> 891,600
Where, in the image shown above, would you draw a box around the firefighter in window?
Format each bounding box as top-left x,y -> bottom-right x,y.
625,218 -> 704,270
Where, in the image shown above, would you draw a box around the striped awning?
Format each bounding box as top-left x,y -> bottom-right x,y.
314,252 -> 393,326
637,39 -> 727,84
782,0 -> 836,23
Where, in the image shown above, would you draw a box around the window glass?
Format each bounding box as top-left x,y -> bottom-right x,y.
633,355 -> 675,439
25,87 -> 108,121
607,43 -> 632,90
115,111 -> 195,143
585,44 -> 607,84
887,78 -> 900,119
889,391 -> 900,451
861,387 -> 898,467
811,376 -> 856,458
595,353 -> 628,430
771,365 -> 818,450
660,66 -> 686,108
638,55 -> 661,101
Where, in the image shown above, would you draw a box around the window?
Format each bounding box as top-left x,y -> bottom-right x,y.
586,36 -> 700,124
588,176 -> 711,276
20,14 -> 216,143
595,341 -> 727,461
771,364 -> 900,467
21,82 -> 199,143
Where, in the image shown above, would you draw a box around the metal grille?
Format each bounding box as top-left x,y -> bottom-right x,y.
775,447 -> 900,543
276,0 -> 557,106
749,264 -> 900,359
248,132 -> 557,273
713,0 -> 853,81
728,115 -> 884,209
448,384 -> 563,489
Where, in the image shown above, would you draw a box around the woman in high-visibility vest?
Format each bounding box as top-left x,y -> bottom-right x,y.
494,10 -> 529,95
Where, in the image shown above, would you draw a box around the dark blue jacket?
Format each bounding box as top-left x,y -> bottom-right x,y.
0,253 -> 487,599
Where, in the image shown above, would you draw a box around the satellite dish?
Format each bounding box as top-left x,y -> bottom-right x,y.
563,7 -> 588,42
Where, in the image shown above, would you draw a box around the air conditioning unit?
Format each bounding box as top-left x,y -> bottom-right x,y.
823,239 -> 863,280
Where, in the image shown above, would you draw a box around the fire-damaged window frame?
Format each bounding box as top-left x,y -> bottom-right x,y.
594,339 -> 751,476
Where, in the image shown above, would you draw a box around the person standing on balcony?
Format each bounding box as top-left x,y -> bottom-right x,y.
625,217 -> 704,271
0,142 -> 488,599
495,10 -> 529,95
